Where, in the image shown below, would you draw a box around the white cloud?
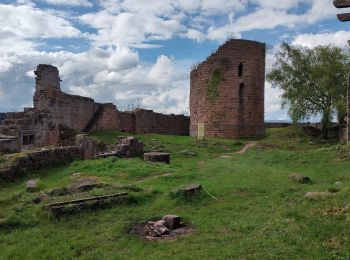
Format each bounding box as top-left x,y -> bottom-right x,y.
41,0 -> 93,7
292,31 -> 350,48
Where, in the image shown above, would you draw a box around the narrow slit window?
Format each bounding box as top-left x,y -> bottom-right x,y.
238,63 -> 243,77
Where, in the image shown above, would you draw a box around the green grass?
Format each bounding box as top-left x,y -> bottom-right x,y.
1,127 -> 350,259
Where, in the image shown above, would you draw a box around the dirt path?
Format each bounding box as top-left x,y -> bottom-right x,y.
235,142 -> 257,154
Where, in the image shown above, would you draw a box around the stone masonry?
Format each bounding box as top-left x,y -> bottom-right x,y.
190,39 -> 265,138
0,64 -> 189,152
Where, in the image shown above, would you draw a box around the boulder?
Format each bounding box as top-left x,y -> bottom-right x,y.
162,215 -> 181,230
288,173 -> 311,184
26,179 -> 37,192
144,152 -> 170,164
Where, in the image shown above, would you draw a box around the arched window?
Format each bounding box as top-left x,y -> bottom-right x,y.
238,63 -> 243,77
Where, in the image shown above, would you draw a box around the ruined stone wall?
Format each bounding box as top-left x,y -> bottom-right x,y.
0,146 -> 83,181
117,111 -> 136,133
88,103 -> 119,132
0,110 -> 60,148
34,64 -> 99,132
134,109 -> 189,135
116,109 -> 189,135
190,39 -> 265,138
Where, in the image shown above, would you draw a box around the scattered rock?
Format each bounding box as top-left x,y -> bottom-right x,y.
144,152 -> 170,164
96,137 -> 143,158
335,181 -> 343,186
144,220 -> 169,237
26,179 -> 37,192
180,150 -> 198,156
289,173 -> 311,184
172,184 -> 202,199
162,215 -> 181,230
304,191 -> 332,199
130,215 -> 192,241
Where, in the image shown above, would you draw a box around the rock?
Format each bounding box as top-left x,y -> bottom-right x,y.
288,173 -> 311,184
26,179 -> 37,192
75,134 -> 96,160
162,215 -> 181,230
116,137 -> 143,157
180,150 -> 198,156
144,220 -> 169,237
144,152 -> 170,164
172,184 -> 202,198
335,181 -> 343,186
304,191 -> 331,199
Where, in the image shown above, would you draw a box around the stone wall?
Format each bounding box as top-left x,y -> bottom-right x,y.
0,146 -> 83,181
134,109 -> 189,135
0,64 -> 190,153
190,39 -> 265,138
116,109 -> 189,135
87,103 -> 119,132
0,110 -> 60,148
117,111 -> 136,133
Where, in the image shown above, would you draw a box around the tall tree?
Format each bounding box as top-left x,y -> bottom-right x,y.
267,43 -> 350,138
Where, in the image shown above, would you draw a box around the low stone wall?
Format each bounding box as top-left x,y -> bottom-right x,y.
0,146 -> 83,181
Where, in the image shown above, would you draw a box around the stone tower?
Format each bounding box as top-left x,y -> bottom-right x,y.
33,64 -> 61,109
190,39 -> 266,138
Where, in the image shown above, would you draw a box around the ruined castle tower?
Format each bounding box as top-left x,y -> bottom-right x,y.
190,39 -> 265,138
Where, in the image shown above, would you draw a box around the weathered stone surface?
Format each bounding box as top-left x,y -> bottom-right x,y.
144,220 -> 170,237
26,179 -> 37,192
75,134 -> 96,160
288,173 -> 311,184
0,146 -> 83,181
162,215 -> 181,230
144,152 -> 170,164
44,192 -> 129,216
116,137 -> 143,157
190,39 -> 265,138
173,184 -> 202,198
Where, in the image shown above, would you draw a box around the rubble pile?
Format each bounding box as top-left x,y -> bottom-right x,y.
96,137 -> 143,158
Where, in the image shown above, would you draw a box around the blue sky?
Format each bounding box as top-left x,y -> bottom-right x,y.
0,0 -> 348,121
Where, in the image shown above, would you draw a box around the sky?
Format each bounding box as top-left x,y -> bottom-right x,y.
0,0 -> 348,121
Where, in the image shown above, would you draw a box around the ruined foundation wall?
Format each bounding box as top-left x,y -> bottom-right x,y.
0,146 -> 83,181
190,39 -> 265,138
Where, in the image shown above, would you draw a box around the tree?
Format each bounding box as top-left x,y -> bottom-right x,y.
267,43 -> 350,138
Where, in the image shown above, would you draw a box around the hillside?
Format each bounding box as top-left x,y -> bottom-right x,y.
1,127 -> 350,259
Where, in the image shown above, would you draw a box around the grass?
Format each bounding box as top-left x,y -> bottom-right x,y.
1,127 -> 350,259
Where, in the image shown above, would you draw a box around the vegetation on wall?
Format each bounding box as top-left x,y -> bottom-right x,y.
207,69 -> 222,103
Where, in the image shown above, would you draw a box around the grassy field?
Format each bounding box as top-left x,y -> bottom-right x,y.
1,127 -> 350,259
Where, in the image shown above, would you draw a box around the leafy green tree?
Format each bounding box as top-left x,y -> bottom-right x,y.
267,43 -> 350,138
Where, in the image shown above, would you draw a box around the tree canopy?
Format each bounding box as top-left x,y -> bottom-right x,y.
267,43 -> 350,136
